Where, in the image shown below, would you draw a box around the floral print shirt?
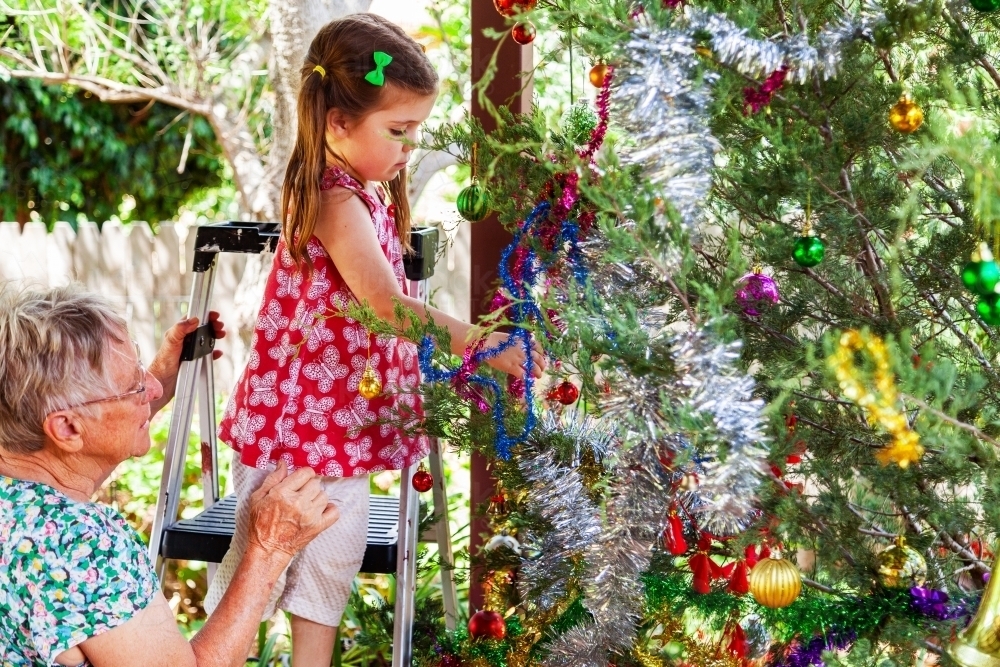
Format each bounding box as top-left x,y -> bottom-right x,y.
0,476 -> 157,666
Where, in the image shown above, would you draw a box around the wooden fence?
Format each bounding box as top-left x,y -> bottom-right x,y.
0,220 -> 247,392
0,216 -> 472,398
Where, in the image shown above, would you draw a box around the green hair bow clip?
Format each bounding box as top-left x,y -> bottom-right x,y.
365,51 -> 393,86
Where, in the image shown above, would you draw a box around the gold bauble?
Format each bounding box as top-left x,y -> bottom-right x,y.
889,95 -> 924,133
748,554 -> 802,608
358,363 -> 382,399
876,536 -> 927,588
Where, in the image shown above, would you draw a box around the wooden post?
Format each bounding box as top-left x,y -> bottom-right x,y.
469,0 -> 533,613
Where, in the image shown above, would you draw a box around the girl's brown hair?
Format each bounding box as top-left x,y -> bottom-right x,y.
281,13 -> 438,267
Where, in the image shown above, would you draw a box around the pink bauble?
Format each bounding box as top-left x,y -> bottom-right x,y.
735,272 -> 780,317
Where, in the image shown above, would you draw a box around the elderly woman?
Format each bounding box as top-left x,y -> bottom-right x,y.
0,285 -> 340,667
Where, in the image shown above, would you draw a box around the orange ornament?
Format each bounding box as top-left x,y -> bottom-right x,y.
589,63 -> 609,88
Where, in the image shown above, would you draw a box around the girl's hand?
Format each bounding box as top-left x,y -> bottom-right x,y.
484,332 -> 546,378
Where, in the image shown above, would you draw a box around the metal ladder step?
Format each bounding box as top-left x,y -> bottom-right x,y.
160,494 -> 401,574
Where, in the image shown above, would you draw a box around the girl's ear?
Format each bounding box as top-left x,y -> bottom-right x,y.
326,108 -> 352,139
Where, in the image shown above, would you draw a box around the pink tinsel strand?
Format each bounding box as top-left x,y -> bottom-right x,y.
452,338 -> 490,413
743,66 -> 787,115
578,66 -> 614,162
552,172 -> 581,223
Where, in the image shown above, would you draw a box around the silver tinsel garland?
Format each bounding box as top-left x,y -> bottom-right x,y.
542,440 -> 673,667
612,6 -> 876,236
516,413 -> 612,612
671,329 -> 770,535
516,454 -> 603,611
612,26 -> 718,236
683,6 -> 878,84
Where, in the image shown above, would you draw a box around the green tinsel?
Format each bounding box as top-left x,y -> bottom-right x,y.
467,638 -> 510,667
642,572 -> 973,644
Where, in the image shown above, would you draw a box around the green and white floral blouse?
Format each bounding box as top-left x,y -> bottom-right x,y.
0,476 -> 158,666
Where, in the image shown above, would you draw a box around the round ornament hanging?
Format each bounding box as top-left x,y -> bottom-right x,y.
978,293 -> 1000,325
547,380 -> 579,405
876,536 -> 927,588
589,63 -> 610,88
469,610 -> 507,639
889,95 -> 924,133
970,0 -> 1000,11
561,102 -> 599,146
793,235 -> 826,268
493,0 -> 535,17
412,465 -> 433,493
735,266 -> 780,317
511,21 -> 535,45
457,183 -> 490,222
961,242 -> 1000,296
358,364 -> 382,399
748,553 -> 802,608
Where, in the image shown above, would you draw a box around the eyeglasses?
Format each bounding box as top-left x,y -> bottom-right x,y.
65,341 -> 148,410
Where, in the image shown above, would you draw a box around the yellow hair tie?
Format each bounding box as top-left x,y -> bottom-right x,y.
312,65 -> 326,79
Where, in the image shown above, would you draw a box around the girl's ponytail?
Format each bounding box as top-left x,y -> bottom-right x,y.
281,70 -> 330,269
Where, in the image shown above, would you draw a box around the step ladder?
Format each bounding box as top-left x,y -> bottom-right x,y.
147,221 -> 459,666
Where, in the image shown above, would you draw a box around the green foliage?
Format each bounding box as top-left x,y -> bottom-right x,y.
0,78 -> 224,226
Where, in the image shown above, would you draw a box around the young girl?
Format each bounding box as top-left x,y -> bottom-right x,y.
205,13 -> 544,666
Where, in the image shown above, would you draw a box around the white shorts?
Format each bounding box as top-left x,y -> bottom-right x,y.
204,454 -> 370,627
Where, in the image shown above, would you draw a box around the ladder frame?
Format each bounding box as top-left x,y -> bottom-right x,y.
147,221 -> 457,666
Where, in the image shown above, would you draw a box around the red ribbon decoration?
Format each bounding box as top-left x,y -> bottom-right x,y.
665,513 -> 689,556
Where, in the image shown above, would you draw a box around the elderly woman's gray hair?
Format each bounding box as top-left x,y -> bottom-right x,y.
0,284 -> 129,454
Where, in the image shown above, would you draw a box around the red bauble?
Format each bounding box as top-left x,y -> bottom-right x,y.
412,468 -> 433,493
493,0 -> 535,16
546,380 -> 579,405
468,610 -> 506,640
511,21 -> 535,45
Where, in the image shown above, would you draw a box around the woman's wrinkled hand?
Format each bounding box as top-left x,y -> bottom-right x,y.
484,332 -> 546,379
247,461 -> 340,557
148,312 -> 227,415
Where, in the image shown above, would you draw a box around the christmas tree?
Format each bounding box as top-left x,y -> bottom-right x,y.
375,1 -> 1000,666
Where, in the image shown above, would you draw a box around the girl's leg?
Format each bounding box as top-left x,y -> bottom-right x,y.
290,615 -> 338,667
279,475 -> 369,666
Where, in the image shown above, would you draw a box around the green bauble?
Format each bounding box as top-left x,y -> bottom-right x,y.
456,183 -> 490,222
961,260 -> 1000,296
971,0 -> 1000,11
792,236 -> 825,267
978,294 -> 1000,325
560,102 -> 599,146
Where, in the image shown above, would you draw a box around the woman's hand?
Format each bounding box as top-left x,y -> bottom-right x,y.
148,312 -> 227,416
247,462 -> 341,557
483,332 -> 546,379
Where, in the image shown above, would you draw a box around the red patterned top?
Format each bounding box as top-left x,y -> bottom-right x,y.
218,165 -> 427,476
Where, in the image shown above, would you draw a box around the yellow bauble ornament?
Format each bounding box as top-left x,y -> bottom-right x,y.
358,363 -> 382,399
876,536 -> 927,588
749,554 -> 802,608
889,95 -> 924,133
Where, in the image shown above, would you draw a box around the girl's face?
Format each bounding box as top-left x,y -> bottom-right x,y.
326,87 -> 437,184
